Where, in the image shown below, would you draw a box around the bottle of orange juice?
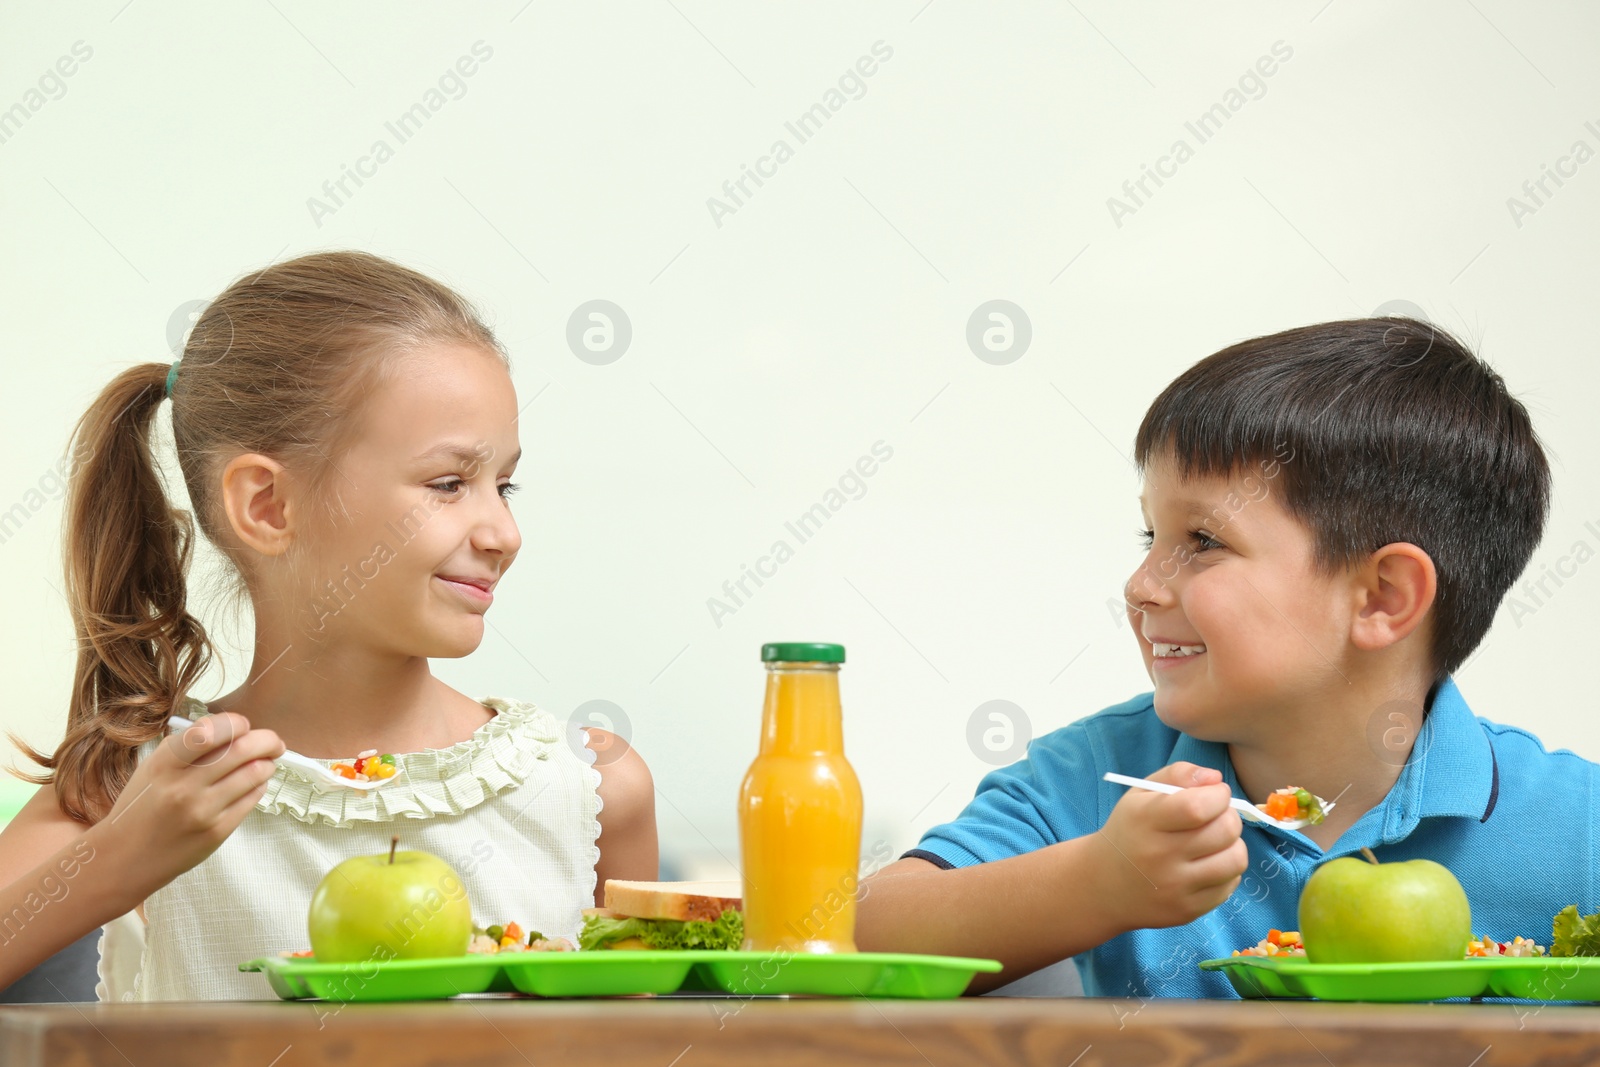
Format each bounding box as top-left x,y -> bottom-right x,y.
738,642 -> 863,953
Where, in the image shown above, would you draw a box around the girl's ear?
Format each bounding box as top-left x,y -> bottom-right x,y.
220,453 -> 294,557
1349,542 -> 1437,653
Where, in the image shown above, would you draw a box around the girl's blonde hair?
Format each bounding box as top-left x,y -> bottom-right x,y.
11,251 -> 505,824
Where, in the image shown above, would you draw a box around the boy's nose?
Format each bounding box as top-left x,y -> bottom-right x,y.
1124,559 -> 1173,612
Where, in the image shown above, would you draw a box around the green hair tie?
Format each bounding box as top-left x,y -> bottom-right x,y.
165,360 -> 180,399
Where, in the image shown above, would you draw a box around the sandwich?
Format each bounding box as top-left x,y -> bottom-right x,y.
579,880 -> 743,951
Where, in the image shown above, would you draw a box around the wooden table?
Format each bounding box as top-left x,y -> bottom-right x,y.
3,995 -> 1598,1067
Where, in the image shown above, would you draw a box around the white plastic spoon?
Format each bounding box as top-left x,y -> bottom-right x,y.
165,715 -> 404,792
1102,772 -> 1334,831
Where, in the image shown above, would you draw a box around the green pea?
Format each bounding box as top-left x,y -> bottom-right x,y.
486,924 -> 504,942
1295,789 -> 1312,808
379,754 -> 396,765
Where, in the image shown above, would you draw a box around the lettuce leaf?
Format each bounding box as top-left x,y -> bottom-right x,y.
579,908 -> 743,952
1551,905 -> 1600,958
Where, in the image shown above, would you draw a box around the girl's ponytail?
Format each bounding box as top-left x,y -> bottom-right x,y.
9,362 -> 215,824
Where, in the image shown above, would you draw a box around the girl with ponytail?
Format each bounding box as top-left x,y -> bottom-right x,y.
0,251 -> 656,1000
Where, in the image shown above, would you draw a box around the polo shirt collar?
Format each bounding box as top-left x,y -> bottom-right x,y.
1383,674 -> 1497,830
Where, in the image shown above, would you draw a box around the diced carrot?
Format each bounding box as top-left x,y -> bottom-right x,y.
505,922 -> 523,942
1264,793 -> 1298,820
1267,929 -> 1282,946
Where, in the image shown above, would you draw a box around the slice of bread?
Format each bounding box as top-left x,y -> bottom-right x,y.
603,880 -> 742,922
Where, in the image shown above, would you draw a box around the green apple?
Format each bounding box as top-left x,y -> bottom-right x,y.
308,836 -> 473,962
1299,848 -> 1471,963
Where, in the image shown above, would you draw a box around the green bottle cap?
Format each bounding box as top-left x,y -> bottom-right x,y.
761,642 -> 846,664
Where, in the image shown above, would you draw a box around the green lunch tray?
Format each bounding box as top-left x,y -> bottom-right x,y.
240,949 -> 1003,1002
1200,956 -> 1600,1002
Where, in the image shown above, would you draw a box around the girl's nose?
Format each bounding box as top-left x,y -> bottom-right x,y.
472,496 -> 522,559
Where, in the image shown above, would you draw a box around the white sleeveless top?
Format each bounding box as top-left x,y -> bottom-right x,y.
95,695 -> 602,1001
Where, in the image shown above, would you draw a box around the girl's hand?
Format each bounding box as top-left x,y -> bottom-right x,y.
1092,761 -> 1248,932
89,712 -> 285,898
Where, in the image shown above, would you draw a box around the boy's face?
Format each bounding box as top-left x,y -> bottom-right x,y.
1126,450 -> 1355,743
291,344 -> 523,658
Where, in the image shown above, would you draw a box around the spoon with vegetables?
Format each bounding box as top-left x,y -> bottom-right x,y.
1102,772 -> 1333,830
165,716 -> 404,792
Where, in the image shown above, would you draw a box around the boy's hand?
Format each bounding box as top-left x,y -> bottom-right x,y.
1093,761 -> 1247,932
90,713 -> 286,899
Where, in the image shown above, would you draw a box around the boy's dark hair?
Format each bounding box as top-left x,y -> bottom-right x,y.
1133,316 -> 1550,682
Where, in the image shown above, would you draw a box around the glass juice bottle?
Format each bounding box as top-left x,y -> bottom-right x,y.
738,643 -> 863,953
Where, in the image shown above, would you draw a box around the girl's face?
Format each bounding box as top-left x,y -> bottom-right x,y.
1124,451 -> 1354,743
296,344 -> 522,658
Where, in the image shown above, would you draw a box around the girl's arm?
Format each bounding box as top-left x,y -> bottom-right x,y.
0,712 -> 283,992
0,783 -> 139,991
585,729 -> 657,906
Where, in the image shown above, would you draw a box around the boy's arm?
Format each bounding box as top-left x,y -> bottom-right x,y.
857,837 -> 1123,995
857,762 -> 1248,995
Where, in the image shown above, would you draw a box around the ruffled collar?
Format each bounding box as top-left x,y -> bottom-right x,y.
174,695 -> 564,827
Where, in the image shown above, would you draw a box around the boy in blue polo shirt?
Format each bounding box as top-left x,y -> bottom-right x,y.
857,316 -> 1598,998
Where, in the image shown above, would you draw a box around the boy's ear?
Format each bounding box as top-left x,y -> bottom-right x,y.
220,453 -> 294,557
1349,542 -> 1436,652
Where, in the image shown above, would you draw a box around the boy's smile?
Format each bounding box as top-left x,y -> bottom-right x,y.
1125,450 -> 1356,745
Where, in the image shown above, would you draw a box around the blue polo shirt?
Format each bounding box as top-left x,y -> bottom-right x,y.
906,676 -> 1598,999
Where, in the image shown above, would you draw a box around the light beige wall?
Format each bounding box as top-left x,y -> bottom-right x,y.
2,1 -> 1596,869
